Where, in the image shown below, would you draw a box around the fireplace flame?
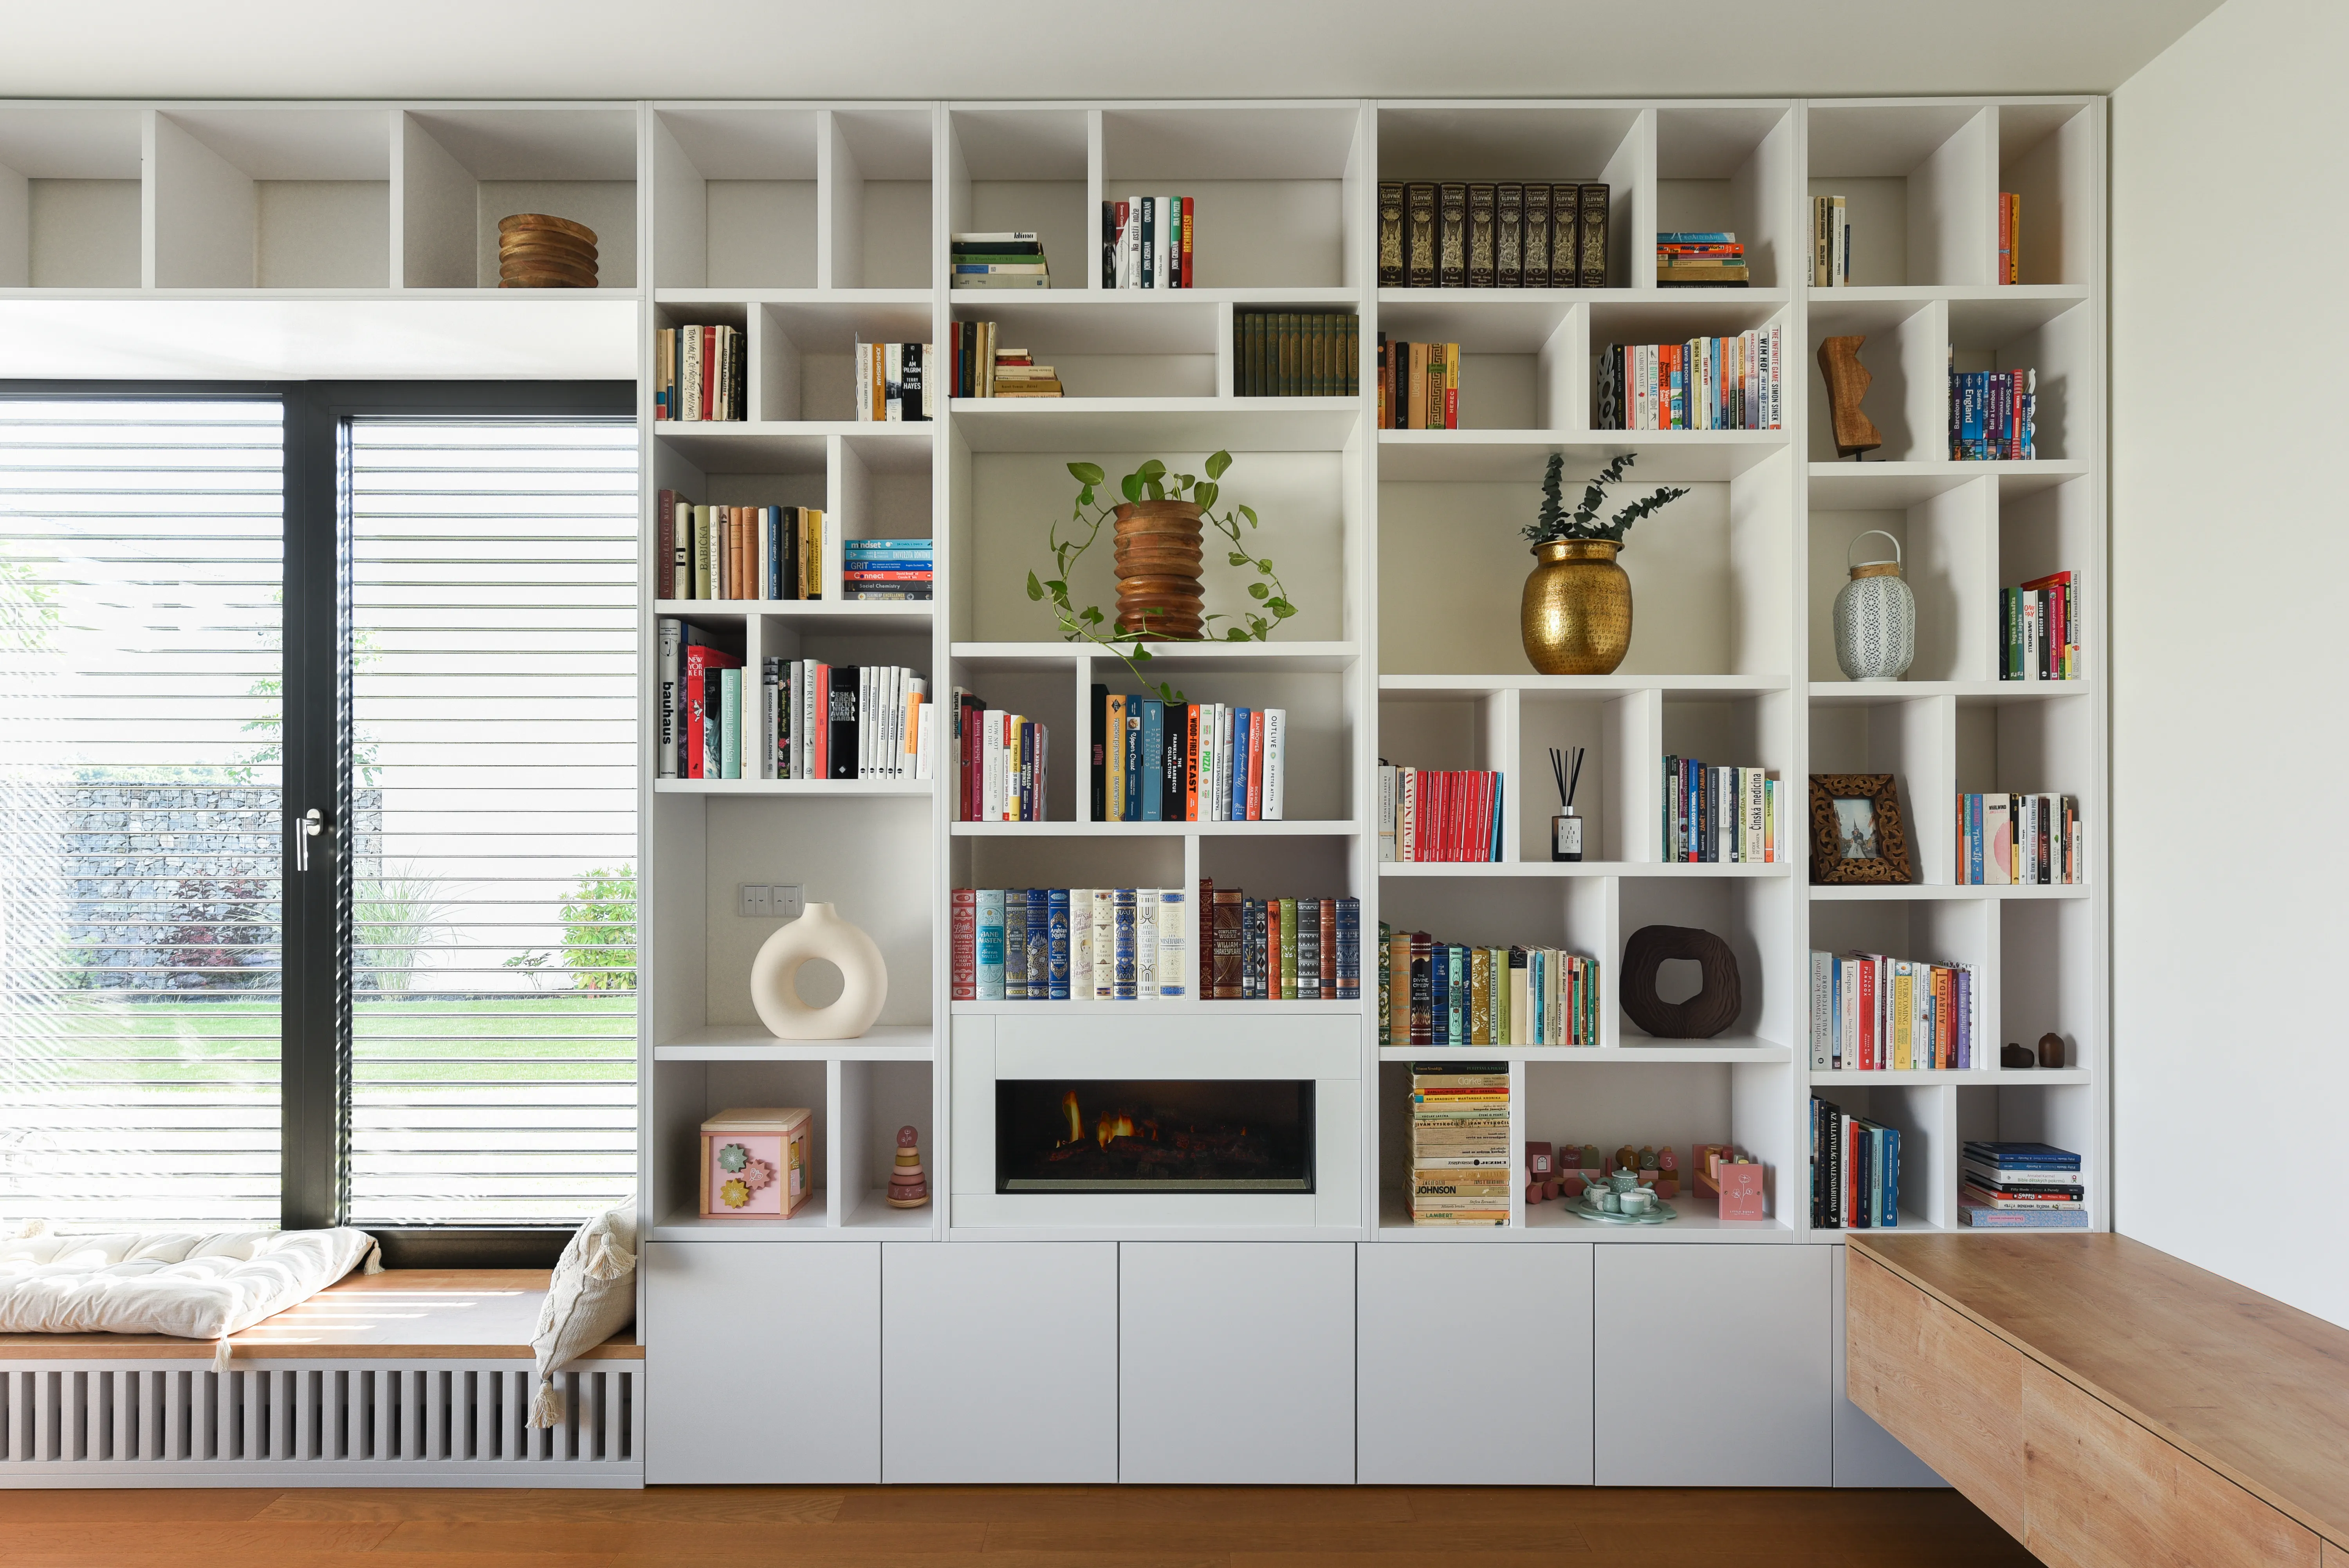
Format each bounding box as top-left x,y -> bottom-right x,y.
1062,1089 -> 1082,1146
1096,1112 -> 1135,1149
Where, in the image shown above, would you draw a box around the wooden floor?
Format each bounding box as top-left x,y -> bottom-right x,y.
0,1484 -> 2037,1566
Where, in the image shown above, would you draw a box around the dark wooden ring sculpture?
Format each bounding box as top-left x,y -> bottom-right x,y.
1621,924 -> 1741,1039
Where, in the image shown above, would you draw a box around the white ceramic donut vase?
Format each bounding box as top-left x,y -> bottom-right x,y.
749,902 -> 888,1040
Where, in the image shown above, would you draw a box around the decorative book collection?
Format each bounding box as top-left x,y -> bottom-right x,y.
1960,1140 -> 2085,1228
1956,793 -> 2082,885
951,231 -> 1049,291
1809,1097 -> 1902,1230
1407,1063 -> 1508,1227
852,342 -> 934,421
1100,200 -> 1194,289
1234,312 -> 1359,398
2002,570 -> 2078,678
1949,362 -> 2037,459
656,628 -> 934,782
1663,758 -> 1782,864
1654,231 -> 1750,287
1375,337 -> 1460,429
1810,197 -> 1852,287
844,537 -> 931,602
1088,690 -> 1288,824
951,691 -> 1050,821
956,886 -> 1189,1000
1379,924 -> 1599,1047
1595,330 -> 1785,431
1375,765 -> 1503,862
1207,886 -> 1361,1001
1808,950 -> 1979,1070
1377,181 -> 1610,289
655,490 -> 825,601
653,324 -> 746,422
947,322 -> 1061,398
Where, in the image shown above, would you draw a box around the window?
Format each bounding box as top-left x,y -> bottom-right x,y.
0,386 -> 636,1249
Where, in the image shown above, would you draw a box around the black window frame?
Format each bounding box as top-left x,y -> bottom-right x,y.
2,379 -> 637,1268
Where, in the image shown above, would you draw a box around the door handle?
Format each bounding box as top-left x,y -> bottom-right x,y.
295,807 -> 326,872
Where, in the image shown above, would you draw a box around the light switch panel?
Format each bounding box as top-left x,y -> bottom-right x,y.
772,883 -> 805,920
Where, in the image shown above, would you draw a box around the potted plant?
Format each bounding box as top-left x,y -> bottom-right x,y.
1519,452 -> 1689,675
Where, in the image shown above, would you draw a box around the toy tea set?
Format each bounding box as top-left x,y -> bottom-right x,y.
1525,1141 -> 1766,1224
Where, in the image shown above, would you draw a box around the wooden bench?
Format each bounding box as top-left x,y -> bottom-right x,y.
1848,1234 -> 2349,1568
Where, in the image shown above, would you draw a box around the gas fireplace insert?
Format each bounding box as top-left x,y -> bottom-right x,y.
995,1079 -> 1315,1193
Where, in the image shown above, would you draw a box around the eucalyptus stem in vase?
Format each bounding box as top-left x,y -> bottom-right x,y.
1519,452 -> 1689,675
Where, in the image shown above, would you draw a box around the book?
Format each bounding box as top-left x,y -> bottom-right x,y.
1405,182 -> 1438,287
1811,197 -> 1851,286
1436,182 -> 1467,287
1955,793 -> 2081,885
1234,312 -> 1358,397
1960,1205 -> 2087,1228
1598,332 -> 1782,431
1465,184 -> 1496,287
1576,183 -> 1608,287
953,233 -> 1047,290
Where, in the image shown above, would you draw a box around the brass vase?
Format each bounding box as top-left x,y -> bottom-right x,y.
1112,500 -> 1205,639
1521,538 -> 1631,675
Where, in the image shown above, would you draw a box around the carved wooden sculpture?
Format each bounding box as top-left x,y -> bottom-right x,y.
1816,334 -> 1884,458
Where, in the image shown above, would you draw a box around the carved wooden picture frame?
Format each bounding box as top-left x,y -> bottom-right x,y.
1808,773 -> 1914,885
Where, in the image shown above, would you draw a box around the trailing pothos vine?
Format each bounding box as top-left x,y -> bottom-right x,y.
1027,450 -> 1295,703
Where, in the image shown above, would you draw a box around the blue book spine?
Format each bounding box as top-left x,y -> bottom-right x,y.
1489,772 -> 1503,861
1955,968 -> 1972,1068
1026,888 -> 1049,996
1530,949 -> 1545,1045
1046,888 -> 1071,1000
1335,898 -> 1359,999
1881,1127 -> 1900,1225
1430,944 -> 1451,1044
1230,708 -> 1251,819
1139,700 -> 1164,821
976,889 -> 1006,1000
1112,888 -> 1138,1000
1157,888 -> 1186,996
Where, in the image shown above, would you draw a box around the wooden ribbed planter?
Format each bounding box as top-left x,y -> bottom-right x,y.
1112,500 -> 1205,639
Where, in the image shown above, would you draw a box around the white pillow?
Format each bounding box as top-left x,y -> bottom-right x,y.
527,1196 -> 637,1427
0,1223 -> 380,1370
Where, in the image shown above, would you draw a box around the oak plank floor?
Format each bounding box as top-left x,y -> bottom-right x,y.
0,1485 -> 2039,1567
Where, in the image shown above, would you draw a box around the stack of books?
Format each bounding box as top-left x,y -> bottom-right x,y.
852,342 -> 933,420
1381,928 -> 1598,1047
1376,338 -> 1460,428
655,633 -> 933,784
2002,571 -> 2078,679
655,491 -> 824,601
1807,951 -> 1979,1070
653,323 -> 746,422
843,537 -> 931,602
1961,1140 -> 2086,1227
1655,231 -> 1749,286
1663,758 -> 1781,863
1596,331 -> 1784,430
1811,196 -> 1851,286
1955,794 -> 2082,886
1375,765 -> 1503,862
988,344 -> 1063,398
1407,1063 -> 1511,1226
1810,1096 -> 1902,1229
951,231 -> 1048,290
1377,182 -> 1609,288
1101,199 -> 1193,288
1204,885 -> 1360,1000
945,322 -> 1061,397
1236,312 -> 1358,397
954,886 -> 1189,1000
1998,193 -> 2022,283
949,692 -> 1050,821
1089,690 -> 1286,823
1949,364 -> 2036,459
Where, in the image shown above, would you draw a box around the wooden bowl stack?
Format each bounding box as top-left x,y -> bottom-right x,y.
497,214 -> 598,288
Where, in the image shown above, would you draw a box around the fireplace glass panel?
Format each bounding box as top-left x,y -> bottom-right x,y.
994,1079 -> 1315,1192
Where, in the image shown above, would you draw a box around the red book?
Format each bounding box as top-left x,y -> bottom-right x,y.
656,489 -> 676,603
1854,957 -> 1878,1070
1319,899 -> 1337,999
1181,197 -> 1195,287
950,888 -> 977,999
1246,711 -> 1265,820
1185,704 -> 1202,821
702,326 -> 718,420
682,645 -> 741,779
1265,897 -> 1281,997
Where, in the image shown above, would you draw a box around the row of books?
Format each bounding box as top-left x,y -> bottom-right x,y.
655,491 -> 825,601
1100,201 -> 1193,289
655,631 -> 935,783
1377,182 -> 1610,289
1663,759 -> 1782,864
1811,197 -> 1853,287
1807,951 -> 1979,1071
852,342 -> 933,421
951,231 -> 1049,291
1961,1140 -> 2085,1227
1810,1097 -> 1903,1229
950,693 -> 1050,821
1377,339 -> 1460,429
1408,1064 -> 1509,1226
1950,366 -> 2037,460
954,888 -> 1189,1000
1084,693 -> 1290,823
1375,765 -> 1503,863
1381,930 -> 1600,1048
844,537 -> 932,603
653,323 -> 745,422
2002,572 -> 2078,679
947,321 -> 1061,398
1235,312 -> 1359,398
1595,329 -> 1785,431
1207,889 -> 1362,1001
1956,794 -> 2083,886
1655,230 -> 1749,287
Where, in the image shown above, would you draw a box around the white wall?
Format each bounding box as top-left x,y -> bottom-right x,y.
2113,0 -> 2349,1327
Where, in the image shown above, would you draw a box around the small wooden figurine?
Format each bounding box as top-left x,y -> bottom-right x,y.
1654,1146 -> 1680,1199
2002,1041 -> 2036,1068
886,1124 -> 930,1209
1816,335 -> 1884,458
1614,1144 -> 1639,1175
2037,1032 -> 2065,1070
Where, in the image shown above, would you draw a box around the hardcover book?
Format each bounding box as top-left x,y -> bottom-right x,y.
1405,183 -> 1438,287
1495,183 -> 1523,287
1377,182 -> 1404,286
1465,183 -> 1496,287
1436,183 -> 1468,287
1577,183 -> 1609,287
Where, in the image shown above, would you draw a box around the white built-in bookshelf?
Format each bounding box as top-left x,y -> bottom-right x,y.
0,95 -> 2105,1487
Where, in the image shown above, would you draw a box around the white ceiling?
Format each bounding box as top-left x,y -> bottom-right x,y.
0,0 -> 2223,101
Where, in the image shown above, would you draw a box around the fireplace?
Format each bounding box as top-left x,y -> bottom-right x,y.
995,1079 -> 1315,1193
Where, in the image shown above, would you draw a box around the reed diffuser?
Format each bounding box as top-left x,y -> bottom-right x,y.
1549,745 -> 1586,862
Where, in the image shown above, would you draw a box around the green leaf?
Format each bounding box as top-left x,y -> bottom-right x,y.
1269,599 -> 1296,617
1193,482 -> 1218,510
1257,558 -> 1274,572
1121,474 -> 1143,503
1225,626 -> 1248,641
1068,461 -> 1106,485
1026,571 -> 1045,601
1245,581 -> 1266,599
1077,485 -> 1094,507
1081,606 -> 1104,624
1158,681 -> 1181,704
1228,550 -> 1250,567
1137,459 -> 1165,483
1238,504 -> 1258,527
1205,449 -> 1232,481
1145,479 -> 1164,500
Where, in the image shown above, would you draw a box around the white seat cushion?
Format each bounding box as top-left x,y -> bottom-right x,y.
0,1226 -> 379,1362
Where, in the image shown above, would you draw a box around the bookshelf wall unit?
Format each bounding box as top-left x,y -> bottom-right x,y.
0,93 -> 2104,1491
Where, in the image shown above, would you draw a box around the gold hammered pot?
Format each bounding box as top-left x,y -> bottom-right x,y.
1521,538 -> 1631,675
